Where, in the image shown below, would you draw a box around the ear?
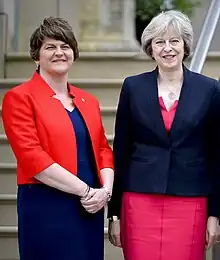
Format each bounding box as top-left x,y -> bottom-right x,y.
35,61 -> 39,69
151,51 -> 155,60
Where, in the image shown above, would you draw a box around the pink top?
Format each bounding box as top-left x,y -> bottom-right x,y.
159,97 -> 178,132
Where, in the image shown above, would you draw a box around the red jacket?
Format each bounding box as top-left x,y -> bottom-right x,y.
2,72 -> 114,184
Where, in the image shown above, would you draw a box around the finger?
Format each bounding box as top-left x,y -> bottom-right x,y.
82,198 -> 106,213
84,202 -> 104,213
80,199 -> 93,207
82,197 -> 106,207
82,204 -> 97,211
216,234 -> 220,243
88,190 -> 97,198
114,234 -> 122,247
84,193 -> 95,200
108,234 -> 114,245
83,207 -> 97,214
87,204 -> 104,214
81,198 -> 98,206
108,231 -> 114,245
206,233 -> 216,249
109,232 -> 117,246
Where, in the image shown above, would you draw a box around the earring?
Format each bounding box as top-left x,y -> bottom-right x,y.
35,62 -> 40,72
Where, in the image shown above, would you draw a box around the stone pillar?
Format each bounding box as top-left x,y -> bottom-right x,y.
17,0 -> 57,52
58,0 -> 80,41
12,0 -> 140,52
0,0 -> 5,77
122,0 -> 140,51
78,0 -> 140,51
2,0 -> 15,51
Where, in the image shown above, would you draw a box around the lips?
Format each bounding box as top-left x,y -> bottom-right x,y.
162,55 -> 176,59
52,60 -> 66,62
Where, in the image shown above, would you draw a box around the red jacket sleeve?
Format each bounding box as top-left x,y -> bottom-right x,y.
2,90 -> 55,179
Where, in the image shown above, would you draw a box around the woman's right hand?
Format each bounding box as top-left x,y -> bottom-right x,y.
80,187 -> 96,202
108,219 -> 121,247
80,188 -> 108,213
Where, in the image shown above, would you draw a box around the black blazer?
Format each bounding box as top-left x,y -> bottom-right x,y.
108,66 -> 220,218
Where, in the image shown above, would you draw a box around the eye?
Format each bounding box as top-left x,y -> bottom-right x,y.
62,45 -> 70,50
155,40 -> 165,47
171,39 -> 179,44
45,46 -> 55,50
156,40 -> 164,44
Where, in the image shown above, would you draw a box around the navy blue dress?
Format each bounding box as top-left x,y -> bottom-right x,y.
17,108 -> 104,260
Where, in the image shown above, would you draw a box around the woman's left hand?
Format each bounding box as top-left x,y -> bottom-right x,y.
206,216 -> 218,249
80,188 -> 108,214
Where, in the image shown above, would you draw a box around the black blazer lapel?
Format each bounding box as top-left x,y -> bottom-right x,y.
139,69 -> 169,142
169,66 -> 192,138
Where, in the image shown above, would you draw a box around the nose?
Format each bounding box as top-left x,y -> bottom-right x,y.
54,46 -> 63,56
163,40 -> 172,52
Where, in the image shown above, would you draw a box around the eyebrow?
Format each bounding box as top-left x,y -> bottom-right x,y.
154,36 -> 181,40
44,43 -> 69,47
153,36 -> 181,42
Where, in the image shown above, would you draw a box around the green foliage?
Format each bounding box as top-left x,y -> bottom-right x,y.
136,0 -> 200,21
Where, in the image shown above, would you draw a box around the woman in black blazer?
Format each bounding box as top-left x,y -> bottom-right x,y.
108,10 -> 220,260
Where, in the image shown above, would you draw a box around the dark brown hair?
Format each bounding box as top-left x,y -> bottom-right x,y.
30,17 -> 79,61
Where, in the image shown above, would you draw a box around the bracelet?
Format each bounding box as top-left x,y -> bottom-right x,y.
103,185 -> 112,202
81,185 -> 90,198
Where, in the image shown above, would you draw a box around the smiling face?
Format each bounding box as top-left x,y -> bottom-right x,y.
151,27 -> 184,72
38,38 -> 74,76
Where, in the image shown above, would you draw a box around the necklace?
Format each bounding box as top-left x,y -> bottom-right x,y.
168,91 -> 177,100
158,78 -> 183,101
160,84 -> 181,101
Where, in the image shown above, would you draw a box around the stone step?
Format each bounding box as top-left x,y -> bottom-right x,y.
0,190 -> 215,259
0,193 -> 112,227
0,163 -> 16,194
4,52 -> 220,79
0,226 -> 123,260
5,52 -> 155,79
0,106 -> 116,135
0,135 -> 15,163
0,78 -> 122,107
0,134 -> 113,164
0,195 -> 17,226
0,224 -> 214,260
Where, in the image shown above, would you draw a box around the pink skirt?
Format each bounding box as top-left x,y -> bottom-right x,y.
120,192 -> 207,260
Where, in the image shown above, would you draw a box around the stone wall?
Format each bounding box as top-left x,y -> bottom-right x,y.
1,0 -> 220,53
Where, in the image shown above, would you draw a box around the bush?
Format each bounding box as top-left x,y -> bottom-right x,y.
135,0 -> 200,43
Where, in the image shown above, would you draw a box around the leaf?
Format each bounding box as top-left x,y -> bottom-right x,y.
135,0 -> 201,20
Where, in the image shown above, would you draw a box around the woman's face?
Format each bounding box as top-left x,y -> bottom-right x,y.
38,38 -> 74,76
151,27 -> 184,71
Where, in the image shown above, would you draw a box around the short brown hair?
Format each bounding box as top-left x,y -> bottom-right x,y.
30,17 -> 79,61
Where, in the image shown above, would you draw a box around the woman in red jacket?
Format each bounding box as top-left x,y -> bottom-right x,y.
2,17 -> 114,260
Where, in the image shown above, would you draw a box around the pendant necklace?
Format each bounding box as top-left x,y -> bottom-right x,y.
168,91 -> 177,100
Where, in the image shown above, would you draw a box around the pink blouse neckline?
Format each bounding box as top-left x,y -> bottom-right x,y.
159,96 -> 178,132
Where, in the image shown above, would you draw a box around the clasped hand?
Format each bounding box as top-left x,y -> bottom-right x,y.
80,188 -> 108,214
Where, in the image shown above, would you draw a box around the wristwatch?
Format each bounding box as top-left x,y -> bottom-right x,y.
109,216 -> 119,221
